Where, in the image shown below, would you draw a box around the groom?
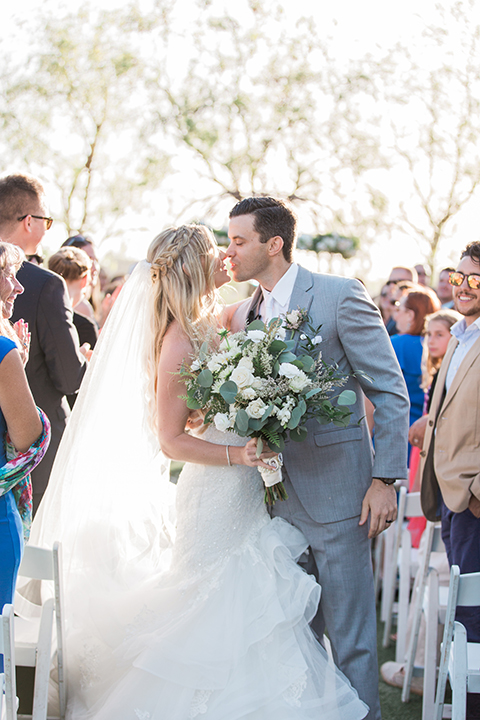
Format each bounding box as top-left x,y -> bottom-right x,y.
226,197 -> 409,719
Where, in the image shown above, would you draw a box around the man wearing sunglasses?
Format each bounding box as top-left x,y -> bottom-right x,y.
421,241 -> 480,719
0,173 -> 87,513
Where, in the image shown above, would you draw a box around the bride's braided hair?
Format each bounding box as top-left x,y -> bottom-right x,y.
146,224 -> 221,430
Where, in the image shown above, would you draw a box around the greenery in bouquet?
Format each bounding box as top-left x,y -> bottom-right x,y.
179,311 -> 356,503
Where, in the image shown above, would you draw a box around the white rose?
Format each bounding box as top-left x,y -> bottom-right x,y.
285,310 -> 300,326
207,354 -> 223,373
278,362 -> 301,379
241,387 -> 257,400
214,413 -> 231,432
238,356 -> 254,370
231,365 -> 254,388
289,371 -> 310,393
246,399 -> 267,419
246,330 -> 266,343
252,377 -> 264,390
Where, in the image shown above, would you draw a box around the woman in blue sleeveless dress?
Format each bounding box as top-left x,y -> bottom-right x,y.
0,242 -> 43,631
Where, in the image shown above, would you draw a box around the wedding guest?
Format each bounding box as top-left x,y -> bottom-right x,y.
48,247 -> 98,407
414,263 -> 430,286
61,234 -> 100,322
0,174 -> 86,513
406,309 -> 462,543
0,242 -> 44,630
436,267 -> 455,308
421,243 -> 480,720
391,286 -> 441,458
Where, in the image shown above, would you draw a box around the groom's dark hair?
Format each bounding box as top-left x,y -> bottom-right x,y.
229,196 -> 297,262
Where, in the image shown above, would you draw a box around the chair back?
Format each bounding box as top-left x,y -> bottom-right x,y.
0,604 -> 17,720
18,546 -> 54,581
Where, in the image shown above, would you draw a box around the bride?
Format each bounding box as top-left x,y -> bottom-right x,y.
20,225 -> 368,719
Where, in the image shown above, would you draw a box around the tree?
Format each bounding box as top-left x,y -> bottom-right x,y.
0,2 -> 173,239
354,0 -> 480,273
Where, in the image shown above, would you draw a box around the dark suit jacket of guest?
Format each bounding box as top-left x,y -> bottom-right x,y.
67,312 -> 98,409
12,261 -> 87,501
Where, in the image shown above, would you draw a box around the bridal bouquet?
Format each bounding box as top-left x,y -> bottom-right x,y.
180,313 -> 356,504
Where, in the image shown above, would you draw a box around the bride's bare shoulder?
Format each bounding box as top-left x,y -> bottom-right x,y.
159,321 -> 193,371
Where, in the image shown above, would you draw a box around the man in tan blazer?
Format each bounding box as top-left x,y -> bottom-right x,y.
420,241 -> 480,719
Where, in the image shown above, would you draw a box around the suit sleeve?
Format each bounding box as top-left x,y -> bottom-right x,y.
337,278 -> 410,479
36,274 -> 87,395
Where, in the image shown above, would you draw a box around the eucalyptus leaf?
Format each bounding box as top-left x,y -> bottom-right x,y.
186,397 -> 202,410
287,405 -> 304,429
290,426 -> 308,442
256,437 -> 263,458
246,319 -> 265,331
337,389 -> 357,406
269,340 -> 287,354
248,419 -> 263,431
220,381 -> 238,404
261,404 -> 274,421
235,408 -> 249,433
197,369 -> 213,388
279,352 -> 297,363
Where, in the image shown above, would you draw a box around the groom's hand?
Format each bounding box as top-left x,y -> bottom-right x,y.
359,479 -> 397,538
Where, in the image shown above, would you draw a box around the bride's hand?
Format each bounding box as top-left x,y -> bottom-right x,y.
239,438 -> 277,469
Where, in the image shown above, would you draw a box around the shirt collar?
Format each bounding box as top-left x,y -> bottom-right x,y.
450,315 -> 480,341
262,264 -> 299,309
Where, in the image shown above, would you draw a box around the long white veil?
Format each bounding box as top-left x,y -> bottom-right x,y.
16,259 -> 176,628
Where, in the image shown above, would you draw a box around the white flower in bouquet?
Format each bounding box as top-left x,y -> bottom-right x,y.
312,335 -> 323,345
214,413 -> 231,432
231,365 -> 254,388
207,354 -> 223,373
278,362 -> 301,379
241,387 -> 257,400
275,326 -> 286,341
276,407 -> 292,425
246,398 -> 268,419
190,358 -> 201,371
238,356 -> 254,370
246,330 -> 266,343
289,371 -> 311,393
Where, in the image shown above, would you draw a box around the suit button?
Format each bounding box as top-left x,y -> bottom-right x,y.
420,450 -> 426,457
429,420 -> 434,426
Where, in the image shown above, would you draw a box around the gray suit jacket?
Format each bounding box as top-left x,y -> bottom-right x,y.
238,266 -> 410,523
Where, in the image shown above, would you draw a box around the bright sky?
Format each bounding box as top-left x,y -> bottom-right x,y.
1,0 -> 476,287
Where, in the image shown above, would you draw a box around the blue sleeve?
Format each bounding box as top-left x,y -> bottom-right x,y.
0,336 -> 17,365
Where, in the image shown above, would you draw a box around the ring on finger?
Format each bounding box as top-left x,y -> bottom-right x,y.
385,519 -> 393,524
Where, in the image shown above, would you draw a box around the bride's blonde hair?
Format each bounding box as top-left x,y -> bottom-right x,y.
146,224 -> 221,424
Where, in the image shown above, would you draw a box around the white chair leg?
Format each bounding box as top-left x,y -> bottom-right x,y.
451,622 -> 467,720
31,598 -> 54,720
423,569 -> 439,720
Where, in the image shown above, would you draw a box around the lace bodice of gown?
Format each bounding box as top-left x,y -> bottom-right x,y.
172,426 -> 269,576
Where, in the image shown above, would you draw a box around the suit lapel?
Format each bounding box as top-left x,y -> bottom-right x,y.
441,334 -> 480,411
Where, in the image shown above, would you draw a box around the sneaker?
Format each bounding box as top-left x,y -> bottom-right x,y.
380,661 -> 424,696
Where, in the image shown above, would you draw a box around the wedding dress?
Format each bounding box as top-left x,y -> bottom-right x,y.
16,262 -> 368,719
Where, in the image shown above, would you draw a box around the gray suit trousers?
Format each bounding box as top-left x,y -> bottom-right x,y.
272,473 -> 381,720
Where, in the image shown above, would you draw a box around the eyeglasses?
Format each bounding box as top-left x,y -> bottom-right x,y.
449,271 -> 480,290
17,214 -> 53,230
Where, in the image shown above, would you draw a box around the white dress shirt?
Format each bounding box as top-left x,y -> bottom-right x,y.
261,264 -> 299,322
445,316 -> 480,392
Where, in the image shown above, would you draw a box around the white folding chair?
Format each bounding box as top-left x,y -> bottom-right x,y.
401,523 -> 447,718
434,566 -> 480,720
0,604 -> 17,720
14,543 -> 66,720
382,488 -> 424,654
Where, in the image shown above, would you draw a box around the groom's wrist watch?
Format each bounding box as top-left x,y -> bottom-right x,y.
375,477 -> 397,486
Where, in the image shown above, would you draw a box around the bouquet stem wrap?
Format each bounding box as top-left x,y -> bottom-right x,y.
258,454 -> 288,505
